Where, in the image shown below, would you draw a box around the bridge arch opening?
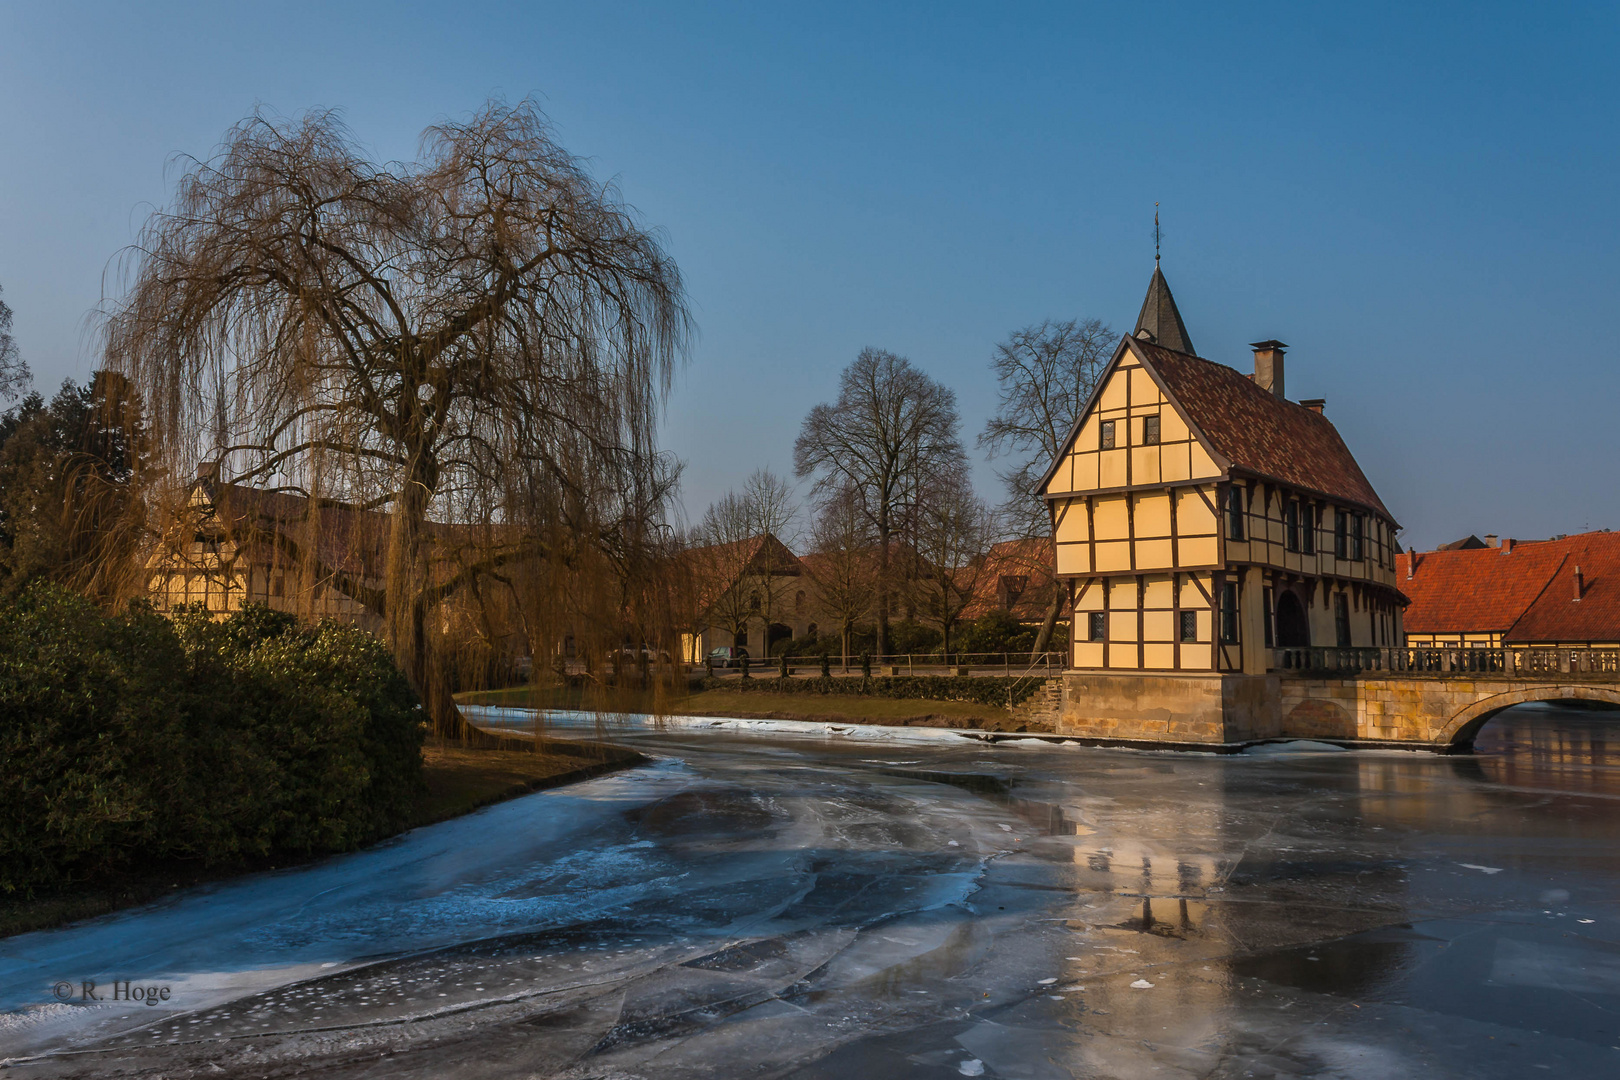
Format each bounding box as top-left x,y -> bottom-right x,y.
1443,686 -> 1620,749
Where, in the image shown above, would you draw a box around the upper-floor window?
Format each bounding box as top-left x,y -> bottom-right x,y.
1334,510 -> 1349,558
1226,486 -> 1246,541
1334,593 -> 1352,647
1351,513 -> 1365,561
1088,611 -> 1107,641
1284,499 -> 1301,552
1100,420 -> 1116,450
1301,504 -> 1316,554
1220,582 -> 1240,643
1142,414 -> 1160,445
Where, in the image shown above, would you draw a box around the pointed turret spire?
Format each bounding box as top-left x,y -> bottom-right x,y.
1133,264 -> 1195,356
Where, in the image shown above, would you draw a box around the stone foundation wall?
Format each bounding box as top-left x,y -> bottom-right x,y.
1058,673 -> 1278,745
1061,672 -> 1620,748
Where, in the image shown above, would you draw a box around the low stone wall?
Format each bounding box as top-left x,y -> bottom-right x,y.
1061,671 -> 1620,749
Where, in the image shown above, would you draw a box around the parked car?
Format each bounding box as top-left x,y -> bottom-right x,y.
614,646 -> 673,666
707,645 -> 750,668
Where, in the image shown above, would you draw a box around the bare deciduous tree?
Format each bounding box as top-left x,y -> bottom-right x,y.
689,468 -> 799,657
0,284 -> 29,402
100,100 -> 691,735
794,348 -> 964,656
803,485 -> 876,670
740,468 -> 798,654
979,318 -> 1113,650
913,476 -> 1000,656
690,490 -> 759,652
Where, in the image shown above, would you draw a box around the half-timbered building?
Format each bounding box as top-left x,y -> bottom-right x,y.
1038,265 -> 1406,741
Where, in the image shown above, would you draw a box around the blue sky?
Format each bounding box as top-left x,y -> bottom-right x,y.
2,2 -> 1616,549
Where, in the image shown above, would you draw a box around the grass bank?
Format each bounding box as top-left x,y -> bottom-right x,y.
0,737 -> 642,940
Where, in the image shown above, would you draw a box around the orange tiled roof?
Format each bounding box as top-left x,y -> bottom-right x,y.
956,537 -> 1069,623
1397,531 -> 1620,643
1136,340 -> 1394,522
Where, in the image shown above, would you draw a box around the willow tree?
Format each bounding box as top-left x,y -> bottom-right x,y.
101,101 -> 690,734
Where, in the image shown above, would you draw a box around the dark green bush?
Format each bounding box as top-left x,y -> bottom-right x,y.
0,585 -> 424,895
888,620 -> 942,654
700,673 -> 1047,707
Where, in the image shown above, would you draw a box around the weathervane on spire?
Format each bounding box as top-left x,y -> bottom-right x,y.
1154,203 -> 1161,265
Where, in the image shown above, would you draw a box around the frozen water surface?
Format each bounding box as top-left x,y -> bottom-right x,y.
3,703 -> 1620,1077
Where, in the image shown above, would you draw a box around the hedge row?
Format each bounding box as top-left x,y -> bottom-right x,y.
0,585 -> 424,895
699,674 -> 1048,707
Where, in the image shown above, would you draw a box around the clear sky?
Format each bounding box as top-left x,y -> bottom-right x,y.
2,2 -> 1617,550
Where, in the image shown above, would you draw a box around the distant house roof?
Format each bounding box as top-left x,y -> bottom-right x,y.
682,533 -> 802,615
1437,535 -> 1489,551
194,479 -> 393,578
1397,530 -> 1620,643
1132,338 -> 1395,522
957,537 -> 1069,623
188,478 -> 484,583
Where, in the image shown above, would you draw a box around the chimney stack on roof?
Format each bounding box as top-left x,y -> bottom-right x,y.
1407,545 -> 1418,579
1250,340 -> 1287,399
1574,565 -> 1585,601
1485,534 -> 1499,548
1300,398 -> 1325,414
1502,538 -> 1515,554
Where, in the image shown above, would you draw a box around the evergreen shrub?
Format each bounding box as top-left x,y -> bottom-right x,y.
0,585 -> 424,895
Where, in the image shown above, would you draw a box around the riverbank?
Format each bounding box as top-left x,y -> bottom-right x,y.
0,737 -> 644,940
460,683 -> 1053,733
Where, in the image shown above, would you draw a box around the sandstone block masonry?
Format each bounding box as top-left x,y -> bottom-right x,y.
1058,672 -> 1620,749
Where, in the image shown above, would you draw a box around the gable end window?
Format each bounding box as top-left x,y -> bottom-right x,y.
1099,420 -> 1116,450
1087,612 -> 1107,641
1142,414 -> 1160,445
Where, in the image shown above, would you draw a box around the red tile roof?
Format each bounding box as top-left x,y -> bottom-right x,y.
1135,340 -> 1394,522
956,537 -> 1069,623
1397,531 -> 1620,643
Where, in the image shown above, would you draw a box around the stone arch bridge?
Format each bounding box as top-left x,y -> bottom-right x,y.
1056,647 -> 1620,751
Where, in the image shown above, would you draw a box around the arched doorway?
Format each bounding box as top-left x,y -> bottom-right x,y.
1275,589 -> 1310,647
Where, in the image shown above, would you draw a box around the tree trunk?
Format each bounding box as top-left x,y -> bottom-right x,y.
1031,592 -> 1064,655
388,459 -> 471,742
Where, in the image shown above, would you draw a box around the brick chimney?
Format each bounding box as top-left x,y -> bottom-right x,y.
1574,565 -> 1584,600
1406,546 -> 1418,580
1300,398 -> 1325,414
1485,534 -> 1499,548
1501,538 -> 1515,554
1250,340 -> 1287,399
